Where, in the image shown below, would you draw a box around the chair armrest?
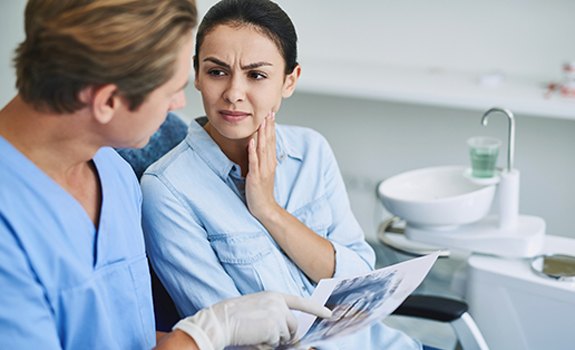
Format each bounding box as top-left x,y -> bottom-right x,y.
394,295 -> 468,323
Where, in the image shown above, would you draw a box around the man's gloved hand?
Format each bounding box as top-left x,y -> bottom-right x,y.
173,291 -> 332,350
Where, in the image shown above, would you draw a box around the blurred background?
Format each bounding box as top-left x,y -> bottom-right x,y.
2,0 -> 574,241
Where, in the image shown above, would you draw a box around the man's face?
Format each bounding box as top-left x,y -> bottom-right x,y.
110,32 -> 194,149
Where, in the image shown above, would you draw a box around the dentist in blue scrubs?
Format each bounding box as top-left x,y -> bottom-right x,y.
0,1 -> 330,349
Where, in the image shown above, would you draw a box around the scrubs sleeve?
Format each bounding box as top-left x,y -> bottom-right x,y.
320,137 -> 376,278
0,216 -> 61,349
140,174 -> 242,316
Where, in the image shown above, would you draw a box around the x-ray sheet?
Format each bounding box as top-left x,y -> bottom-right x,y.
284,252 -> 439,349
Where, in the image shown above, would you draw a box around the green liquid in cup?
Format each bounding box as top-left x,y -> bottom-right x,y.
470,148 -> 499,178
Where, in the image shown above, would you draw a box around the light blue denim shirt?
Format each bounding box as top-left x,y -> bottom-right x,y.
141,118 -> 421,350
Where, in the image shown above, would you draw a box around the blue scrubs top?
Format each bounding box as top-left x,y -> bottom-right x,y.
0,137 -> 155,349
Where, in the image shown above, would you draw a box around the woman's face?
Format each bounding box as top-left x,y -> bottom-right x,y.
194,24 -> 299,142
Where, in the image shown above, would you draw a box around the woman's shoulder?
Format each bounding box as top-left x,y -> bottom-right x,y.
143,141 -> 188,174
276,124 -> 329,147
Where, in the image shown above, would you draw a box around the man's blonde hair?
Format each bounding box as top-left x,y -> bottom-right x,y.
15,0 -> 197,113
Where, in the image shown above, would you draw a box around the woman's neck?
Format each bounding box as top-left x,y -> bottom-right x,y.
204,122 -> 252,177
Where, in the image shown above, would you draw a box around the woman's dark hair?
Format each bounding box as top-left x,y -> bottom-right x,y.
194,0 -> 297,74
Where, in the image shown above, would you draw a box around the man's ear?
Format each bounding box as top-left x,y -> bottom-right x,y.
282,65 -> 301,98
80,84 -> 122,124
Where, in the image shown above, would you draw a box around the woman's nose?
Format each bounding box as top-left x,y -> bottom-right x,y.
223,75 -> 246,103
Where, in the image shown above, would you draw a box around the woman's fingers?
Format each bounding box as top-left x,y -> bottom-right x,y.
254,112 -> 276,174
268,112 -> 276,166
248,137 -> 258,174
257,116 -> 267,170
246,112 -> 278,218
248,111 -> 278,176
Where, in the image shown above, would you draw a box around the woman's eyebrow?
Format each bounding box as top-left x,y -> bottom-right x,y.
203,56 -> 272,70
203,57 -> 229,68
241,61 -> 273,70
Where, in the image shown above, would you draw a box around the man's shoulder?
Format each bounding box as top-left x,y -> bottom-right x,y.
97,147 -> 140,180
0,143 -> 31,201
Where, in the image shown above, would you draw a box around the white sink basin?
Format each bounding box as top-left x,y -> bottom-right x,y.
378,166 -> 496,228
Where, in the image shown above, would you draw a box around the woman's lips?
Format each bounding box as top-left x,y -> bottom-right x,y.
219,110 -> 250,122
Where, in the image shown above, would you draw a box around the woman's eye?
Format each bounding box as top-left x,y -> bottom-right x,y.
249,71 -> 267,80
207,69 -> 226,77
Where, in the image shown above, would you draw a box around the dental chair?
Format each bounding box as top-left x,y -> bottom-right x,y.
118,113 -> 488,349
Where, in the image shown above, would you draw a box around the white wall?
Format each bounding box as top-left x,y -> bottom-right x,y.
280,0 -> 575,82
0,1 -> 26,107
2,1 -> 574,239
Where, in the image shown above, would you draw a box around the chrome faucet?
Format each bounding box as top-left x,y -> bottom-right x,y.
481,107 -> 515,172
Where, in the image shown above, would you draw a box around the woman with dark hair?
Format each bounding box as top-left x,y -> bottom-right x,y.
142,0 -> 422,348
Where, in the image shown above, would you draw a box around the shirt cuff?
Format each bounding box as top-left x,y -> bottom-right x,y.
331,241 -> 373,278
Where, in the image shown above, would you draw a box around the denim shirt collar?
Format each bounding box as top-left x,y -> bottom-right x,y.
185,117 -> 302,180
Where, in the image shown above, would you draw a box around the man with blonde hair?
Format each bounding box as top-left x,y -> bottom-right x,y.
0,1 -> 330,349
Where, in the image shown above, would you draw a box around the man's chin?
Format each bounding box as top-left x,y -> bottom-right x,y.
134,138 -> 151,149
120,137 -> 150,150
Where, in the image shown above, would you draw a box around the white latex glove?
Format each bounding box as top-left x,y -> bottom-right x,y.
173,291 -> 332,350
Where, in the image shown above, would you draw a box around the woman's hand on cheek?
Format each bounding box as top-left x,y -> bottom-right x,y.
245,112 -> 279,220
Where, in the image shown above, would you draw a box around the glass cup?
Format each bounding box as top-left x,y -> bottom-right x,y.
467,136 -> 501,178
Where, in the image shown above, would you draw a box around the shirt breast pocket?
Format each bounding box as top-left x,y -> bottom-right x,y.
56,255 -> 155,349
210,232 -> 281,293
293,196 -> 333,238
